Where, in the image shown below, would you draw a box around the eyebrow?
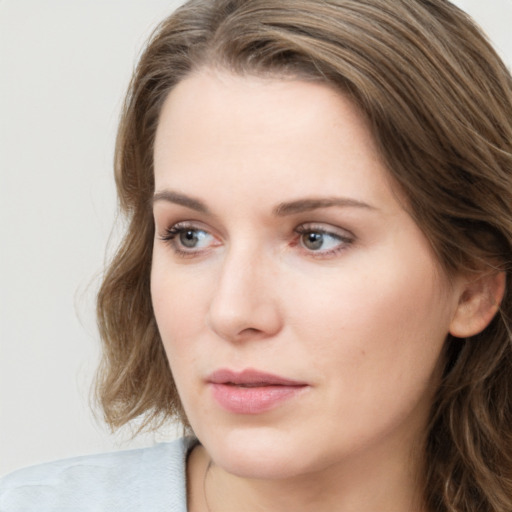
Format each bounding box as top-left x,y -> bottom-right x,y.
152,190 -> 210,214
273,197 -> 376,216
152,190 -> 375,216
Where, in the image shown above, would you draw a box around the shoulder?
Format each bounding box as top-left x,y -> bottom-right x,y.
0,436 -> 197,512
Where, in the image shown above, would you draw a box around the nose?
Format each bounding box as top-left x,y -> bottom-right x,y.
206,248 -> 283,343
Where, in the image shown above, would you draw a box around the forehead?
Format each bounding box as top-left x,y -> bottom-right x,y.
153,68 -> 394,210
154,68 -> 375,154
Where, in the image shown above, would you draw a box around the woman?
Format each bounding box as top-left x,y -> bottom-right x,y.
2,0 -> 511,510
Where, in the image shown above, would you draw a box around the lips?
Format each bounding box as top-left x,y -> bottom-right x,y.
207,369 -> 309,414
208,368 -> 306,386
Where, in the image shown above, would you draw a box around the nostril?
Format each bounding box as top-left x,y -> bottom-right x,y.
240,327 -> 261,335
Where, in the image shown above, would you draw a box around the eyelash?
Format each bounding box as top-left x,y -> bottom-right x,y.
293,224 -> 354,258
159,222 -> 217,258
159,222 -> 354,259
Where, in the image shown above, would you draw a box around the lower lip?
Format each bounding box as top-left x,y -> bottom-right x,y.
209,383 -> 307,414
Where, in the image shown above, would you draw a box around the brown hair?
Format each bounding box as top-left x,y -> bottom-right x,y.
96,0 -> 512,509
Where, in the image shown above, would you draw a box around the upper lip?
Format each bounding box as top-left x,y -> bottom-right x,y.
207,368 -> 307,387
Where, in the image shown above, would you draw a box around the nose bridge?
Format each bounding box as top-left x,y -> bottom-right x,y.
206,240 -> 281,341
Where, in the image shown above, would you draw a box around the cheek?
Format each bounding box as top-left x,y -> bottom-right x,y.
286,248 -> 453,394
150,255 -> 211,357
151,263 -> 214,420
284,270 -> 449,452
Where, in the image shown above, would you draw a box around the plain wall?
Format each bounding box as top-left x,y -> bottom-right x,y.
1,0 -> 511,477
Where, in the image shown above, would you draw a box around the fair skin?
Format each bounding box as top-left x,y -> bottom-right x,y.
150,68 -> 500,512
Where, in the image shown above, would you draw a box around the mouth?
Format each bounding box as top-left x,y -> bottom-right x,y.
207,368 -> 309,414
208,368 -> 306,386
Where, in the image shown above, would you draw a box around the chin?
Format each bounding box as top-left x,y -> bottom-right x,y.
196,424 -> 319,480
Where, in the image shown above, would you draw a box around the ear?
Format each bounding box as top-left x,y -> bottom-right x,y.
449,270 -> 506,338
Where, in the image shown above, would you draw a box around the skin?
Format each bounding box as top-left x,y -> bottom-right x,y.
151,68 -> 471,512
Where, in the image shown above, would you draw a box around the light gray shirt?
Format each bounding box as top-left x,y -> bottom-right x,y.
0,437 -> 195,511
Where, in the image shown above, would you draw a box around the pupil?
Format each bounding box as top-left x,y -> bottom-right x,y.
180,230 -> 198,248
304,232 -> 323,250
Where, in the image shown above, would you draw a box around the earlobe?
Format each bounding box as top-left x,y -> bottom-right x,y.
449,271 -> 506,338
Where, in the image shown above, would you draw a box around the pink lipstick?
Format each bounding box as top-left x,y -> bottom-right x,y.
207,369 -> 308,414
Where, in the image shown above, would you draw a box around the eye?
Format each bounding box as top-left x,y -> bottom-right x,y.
177,228 -> 211,249
295,224 -> 353,256
159,222 -> 219,255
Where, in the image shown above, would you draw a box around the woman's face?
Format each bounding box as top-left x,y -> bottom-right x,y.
151,69 -> 462,480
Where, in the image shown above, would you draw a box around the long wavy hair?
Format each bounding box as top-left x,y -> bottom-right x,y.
96,0 -> 512,509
